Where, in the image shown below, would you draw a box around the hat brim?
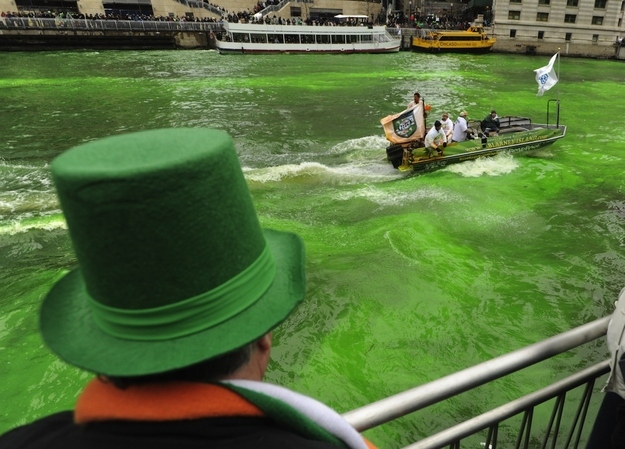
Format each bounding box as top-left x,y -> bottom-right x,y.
40,229 -> 305,376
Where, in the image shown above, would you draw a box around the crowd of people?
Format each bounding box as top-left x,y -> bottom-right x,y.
2,2 -> 484,28
386,10 -> 474,30
0,9 -> 221,22
1,8 -> 369,27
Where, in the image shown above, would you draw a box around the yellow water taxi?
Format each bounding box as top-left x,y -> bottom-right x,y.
411,26 -> 496,53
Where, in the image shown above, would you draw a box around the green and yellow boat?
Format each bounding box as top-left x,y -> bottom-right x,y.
382,102 -> 566,174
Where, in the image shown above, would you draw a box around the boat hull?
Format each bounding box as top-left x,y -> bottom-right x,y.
389,124 -> 567,174
216,44 -> 400,54
411,42 -> 494,53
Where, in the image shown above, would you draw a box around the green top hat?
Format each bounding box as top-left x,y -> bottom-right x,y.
40,128 -> 305,376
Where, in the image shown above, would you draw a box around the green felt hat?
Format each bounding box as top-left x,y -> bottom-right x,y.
40,128 -> 305,376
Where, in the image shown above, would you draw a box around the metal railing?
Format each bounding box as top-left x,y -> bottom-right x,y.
343,316 -> 611,448
0,17 -> 222,32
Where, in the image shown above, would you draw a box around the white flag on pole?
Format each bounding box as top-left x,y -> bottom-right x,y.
534,53 -> 559,96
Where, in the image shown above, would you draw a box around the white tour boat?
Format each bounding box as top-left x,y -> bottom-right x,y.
215,15 -> 400,54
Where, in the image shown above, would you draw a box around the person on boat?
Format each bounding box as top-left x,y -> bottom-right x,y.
482,110 -> 500,135
0,128 -> 377,449
407,91 -> 422,109
407,92 -> 428,118
424,120 -> 447,157
440,112 -> 454,142
452,111 -> 469,142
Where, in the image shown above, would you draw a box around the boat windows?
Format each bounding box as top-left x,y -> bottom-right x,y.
347,35 -> 360,43
332,34 -> 346,44
232,32 -> 250,43
361,34 -> 373,42
285,34 -> 300,44
250,33 -> 267,43
268,34 -> 283,43
316,34 -> 330,44
301,34 -> 315,44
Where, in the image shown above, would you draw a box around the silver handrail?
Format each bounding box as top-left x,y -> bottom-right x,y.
342,316 -> 610,431
405,360 -> 610,449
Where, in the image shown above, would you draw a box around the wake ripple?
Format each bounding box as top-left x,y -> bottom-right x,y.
243,135 -> 400,185
443,153 -> 519,177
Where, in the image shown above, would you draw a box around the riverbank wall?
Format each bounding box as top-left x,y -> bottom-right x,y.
493,38 -> 622,59
0,28 -> 215,50
1,23 -> 623,58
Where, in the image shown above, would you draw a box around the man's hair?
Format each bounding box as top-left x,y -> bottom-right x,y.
104,341 -> 255,388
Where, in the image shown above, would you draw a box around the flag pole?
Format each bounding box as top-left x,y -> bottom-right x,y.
556,49 -> 560,128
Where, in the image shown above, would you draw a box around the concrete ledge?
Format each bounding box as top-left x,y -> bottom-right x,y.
0,29 -> 214,50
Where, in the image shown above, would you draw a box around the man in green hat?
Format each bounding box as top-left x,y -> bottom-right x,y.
0,128 -> 376,449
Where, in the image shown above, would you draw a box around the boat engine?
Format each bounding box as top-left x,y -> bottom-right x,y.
386,144 -> 405,169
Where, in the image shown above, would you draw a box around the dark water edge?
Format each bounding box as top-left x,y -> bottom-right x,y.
0,34 -> 180,51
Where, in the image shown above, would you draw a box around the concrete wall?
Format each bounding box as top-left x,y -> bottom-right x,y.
1,0 -> 17,13
493,36 -> 619,58
491,0 -> 624,57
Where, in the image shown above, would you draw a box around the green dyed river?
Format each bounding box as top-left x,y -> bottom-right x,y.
1,50 -> 624,447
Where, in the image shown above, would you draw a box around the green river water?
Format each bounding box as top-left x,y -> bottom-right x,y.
1,49 -> 625,447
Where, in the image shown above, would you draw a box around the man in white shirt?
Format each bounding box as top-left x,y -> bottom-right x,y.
424,120 -> 447,157
407,92 -> 422,109
440,112 -> 454,142
452,111 -> 469,142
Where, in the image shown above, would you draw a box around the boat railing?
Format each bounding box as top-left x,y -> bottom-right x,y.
342,316 -> 611,448
0,16 -> 222,32
548,98 -> 561,129
499,116 -> 532,128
